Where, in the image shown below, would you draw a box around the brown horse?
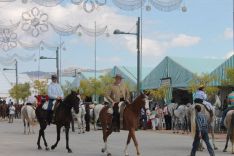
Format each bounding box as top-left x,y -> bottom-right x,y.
35,91 -> 80,153
99,93 -> 149,156
223,110 -> 234,153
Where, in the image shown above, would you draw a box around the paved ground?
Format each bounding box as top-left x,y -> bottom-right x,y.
0,119 -> 232,156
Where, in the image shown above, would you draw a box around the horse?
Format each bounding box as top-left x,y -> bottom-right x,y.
21,105 -> 37,134
99,93 -> 149,156
190,95 -> 221,151
90,103 -> 105,130
223,110 -> 234,153
168,103 -> 190,133
35,91 -> 80,153
72,104 -> 86,134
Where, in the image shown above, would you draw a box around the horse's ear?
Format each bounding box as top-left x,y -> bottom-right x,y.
71,90 -> 76,95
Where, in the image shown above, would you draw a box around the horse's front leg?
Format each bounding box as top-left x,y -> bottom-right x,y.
65,125 -> 72,153
223,132 -> 229,152
124,131 -> 132,156
130,128 -> 140,156
51,125 -> 61,150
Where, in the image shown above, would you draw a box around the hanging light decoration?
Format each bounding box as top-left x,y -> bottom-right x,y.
112,0 -> 146,11
0,29 -> 17,51
149,0 -> 182,12
32,0 -> 64,7
71,0 -> 107,13
21,7 -> 49,37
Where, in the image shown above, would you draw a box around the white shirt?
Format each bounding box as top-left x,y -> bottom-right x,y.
194,90 -> 207,100
9,106 -> 15,115
48,82 -> 64,99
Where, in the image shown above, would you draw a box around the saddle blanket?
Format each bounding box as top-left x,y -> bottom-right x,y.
42,100 -> 56,110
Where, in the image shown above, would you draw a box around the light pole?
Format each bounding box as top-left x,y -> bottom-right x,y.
113,17 -> 141,94
40,47 -> 59,83
3,59 -> 18,104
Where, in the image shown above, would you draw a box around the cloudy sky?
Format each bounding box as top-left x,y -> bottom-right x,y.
0,0 -> 233,73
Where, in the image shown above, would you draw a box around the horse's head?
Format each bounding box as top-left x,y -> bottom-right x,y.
65,90 -> 80,114
133,92 -> 150,112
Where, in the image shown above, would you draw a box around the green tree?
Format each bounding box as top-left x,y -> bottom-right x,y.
9,83 -> 31,102
147,86 -> 169,101
33,80 -> 47,95
188,74 -> 219,96
222,68 -> 234,86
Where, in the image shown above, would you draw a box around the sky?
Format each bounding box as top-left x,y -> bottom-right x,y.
0,0 -> 233,73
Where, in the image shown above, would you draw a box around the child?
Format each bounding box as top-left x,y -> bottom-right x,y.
190,105 -> 215,156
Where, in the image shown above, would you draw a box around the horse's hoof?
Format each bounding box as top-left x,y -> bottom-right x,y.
68,149 -> 72,153
107,153 -> 112,156
214,147 -> 218,150
125,153 -> 129,156
45,147 -> 50,151
101,148 -> 105,153
51,145 -> 56,150
38,146 -> 42,150
223,149 -> 227,152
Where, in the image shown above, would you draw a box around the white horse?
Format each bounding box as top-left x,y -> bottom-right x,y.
190,94 -> 221,150
90,104 -> 104,130
72,104 -> 86,134
168,103 -> 190,133
21,105 -> 36,134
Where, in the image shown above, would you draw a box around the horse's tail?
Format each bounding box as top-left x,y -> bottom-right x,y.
230,112 -> 234,143
191,105 -> 196,137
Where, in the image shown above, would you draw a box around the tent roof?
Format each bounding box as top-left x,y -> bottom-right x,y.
210,55 -> 234,86
143,56 -> 224,89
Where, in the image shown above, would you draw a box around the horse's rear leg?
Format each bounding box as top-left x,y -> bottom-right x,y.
38,122 -> 49,150
51,125 -> 61,151
130,128 -> 140,156
65,125 -> 72,153
124,132 -> 132,156
23,119 -> 26,134
211,124 -> 218,150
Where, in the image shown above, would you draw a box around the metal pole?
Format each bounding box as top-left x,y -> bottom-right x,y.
56,47 -> 59,83
15,60 -> 19,104
137,17 -> 141,94
94,21 -> 97,102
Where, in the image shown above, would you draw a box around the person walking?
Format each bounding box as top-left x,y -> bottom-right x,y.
8,103 -> 15,123
150,107 -> 158,130
190,105 -> 215,156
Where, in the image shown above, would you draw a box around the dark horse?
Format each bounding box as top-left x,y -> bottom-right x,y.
99,93 -> 149,156
35,91 -> 80,153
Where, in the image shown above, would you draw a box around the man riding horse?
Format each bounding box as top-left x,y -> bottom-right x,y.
47,74 -> 64,125
105,74 -> 130,131
221,87 -> 234,129
194,85 -> 213,116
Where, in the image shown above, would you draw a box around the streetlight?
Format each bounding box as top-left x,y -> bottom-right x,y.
113,17 -> 141,94
3,59 -> 18,104
40,47 -> 59,83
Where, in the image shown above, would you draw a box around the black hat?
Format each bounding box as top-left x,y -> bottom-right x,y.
51,75 -> 57,79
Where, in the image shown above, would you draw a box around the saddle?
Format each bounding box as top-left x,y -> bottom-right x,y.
194,103 -> 213,118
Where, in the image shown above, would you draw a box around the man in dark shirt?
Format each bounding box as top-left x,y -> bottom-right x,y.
190,105 -> 215,156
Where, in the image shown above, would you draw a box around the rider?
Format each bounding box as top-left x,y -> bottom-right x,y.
220,88 -> 234,129
193,85 -> 213,116
105,74 -> 130,130
47,75 -> 64,125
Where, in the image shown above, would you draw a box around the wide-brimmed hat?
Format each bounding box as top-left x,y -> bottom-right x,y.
51,74 -> 57,79
198,84 -> 205,90
113,74 -> 124,79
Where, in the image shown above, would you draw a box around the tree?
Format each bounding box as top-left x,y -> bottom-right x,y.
222,68 -> 234,86
188,74 -> 219,96
33,80 -> 47,95
62,81 -> 75,97
147,86 -> 169,101
9,83 -> 31,102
